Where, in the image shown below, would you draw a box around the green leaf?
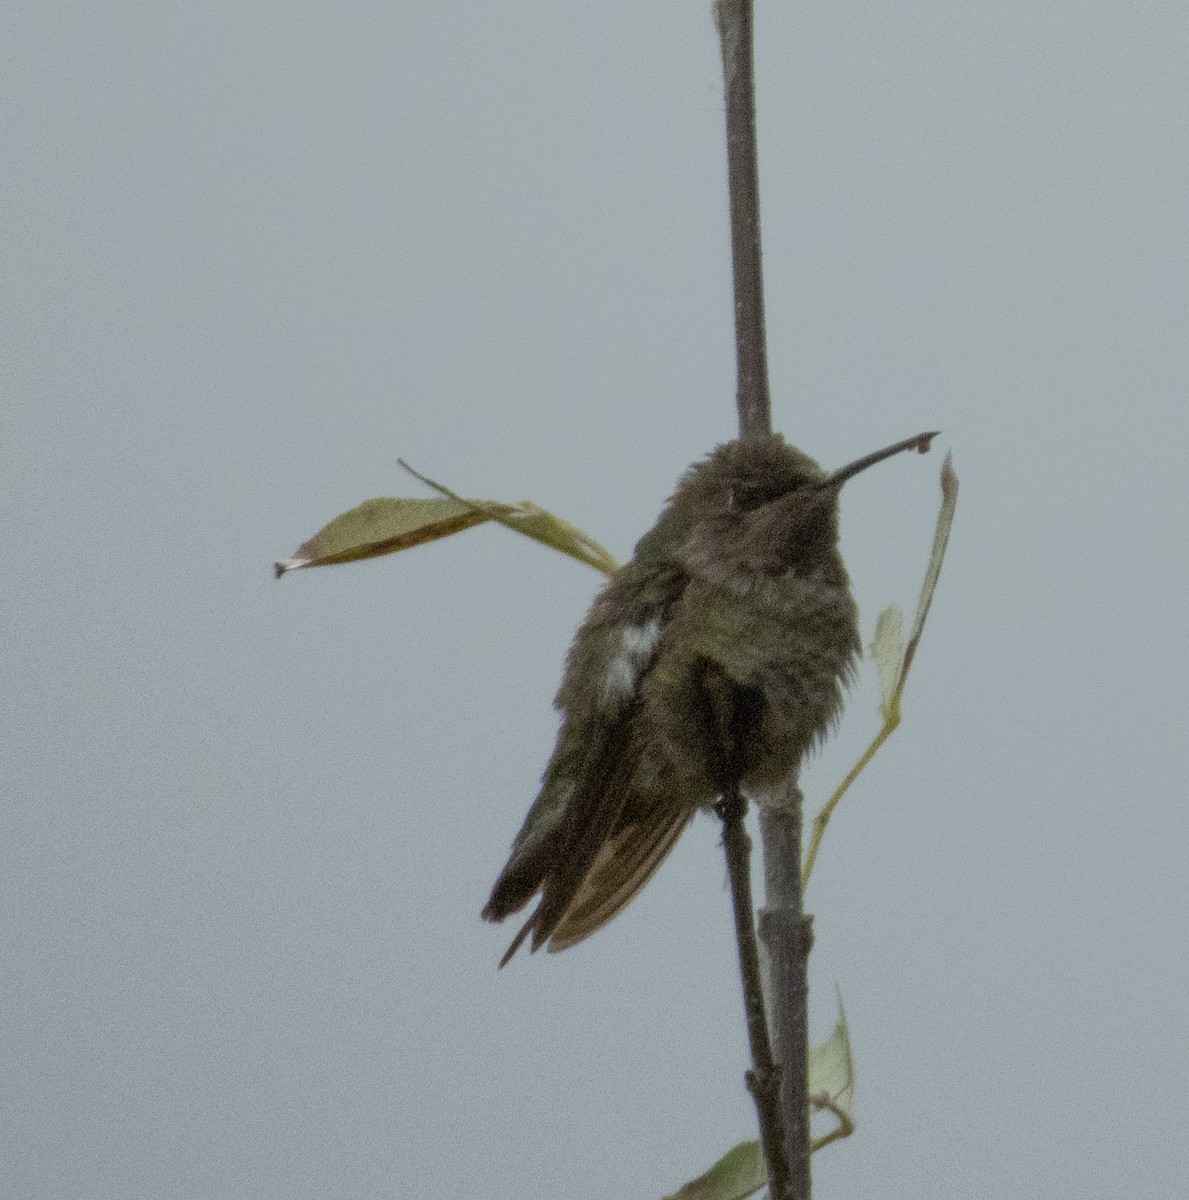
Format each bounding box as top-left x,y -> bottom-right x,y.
274,462 -> 620,579
661,1140 -> 766,1200
808,995 -> 855,1152
868,450 -> 958,717
478,498 -> 620,576
661,999 -> 857,1199
870,604 -> 905,715
803,452 -> 959,887
274,497 -> 491,577
395,458 -> 620,576
901,450 -> 958,677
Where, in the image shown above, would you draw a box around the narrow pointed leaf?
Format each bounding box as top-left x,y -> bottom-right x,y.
662,998 -> 857,1199
809,995 -> 855,1117
274,497 -> 492,577
276,466 -> 620,579
870,451 -> 959,706
397,458 -> 619,575
661,1140 -> 766,1200
901,451 -> 958,678
807,996 -> 857,1153
490,500 -> 620,576
870,604 -> 905,715
803,451 -> 959,886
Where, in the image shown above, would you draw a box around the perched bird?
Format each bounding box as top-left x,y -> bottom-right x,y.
483,431 -> 935,965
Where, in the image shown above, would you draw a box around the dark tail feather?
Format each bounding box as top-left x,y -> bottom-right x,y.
483,833 -> 559,967
485,710 -> 640,965
497,913 -> 537,969
482,837 -> 552,924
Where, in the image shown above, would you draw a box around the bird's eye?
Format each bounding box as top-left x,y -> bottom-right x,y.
732,483 -> 785,511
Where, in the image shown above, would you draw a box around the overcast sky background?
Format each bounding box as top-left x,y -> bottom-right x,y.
5,3 -> 1188,1198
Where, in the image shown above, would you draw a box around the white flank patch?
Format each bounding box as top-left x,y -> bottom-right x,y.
601,616 -> 662,704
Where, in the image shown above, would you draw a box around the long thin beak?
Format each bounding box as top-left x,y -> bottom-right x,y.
822,431 -> 939,489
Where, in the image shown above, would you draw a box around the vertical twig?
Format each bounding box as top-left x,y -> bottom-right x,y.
718,783 -> 791,1200
714,3 -> 812,1197
715,0 -> 771,444
759,789 -> 813,1198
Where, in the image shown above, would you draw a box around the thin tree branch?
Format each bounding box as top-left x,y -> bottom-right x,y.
717,783 -> 791,1200
715,0 -> 771,443
759,788 -> 812,1198
715,3 -> 812,1198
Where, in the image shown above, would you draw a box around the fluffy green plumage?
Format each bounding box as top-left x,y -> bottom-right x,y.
483,431 -> 932,964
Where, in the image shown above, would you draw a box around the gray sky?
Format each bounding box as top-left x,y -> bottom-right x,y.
5,3 -> 1187,1197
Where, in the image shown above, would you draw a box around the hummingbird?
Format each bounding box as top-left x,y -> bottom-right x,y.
483,431 -> 936,965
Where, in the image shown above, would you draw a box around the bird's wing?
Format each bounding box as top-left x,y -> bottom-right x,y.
486,562 -> 690,966
492,709 -> 640,966
539,652 -> 755,954
544,801 -> 693,953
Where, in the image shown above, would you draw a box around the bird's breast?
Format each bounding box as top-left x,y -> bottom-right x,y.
678,571 -> 861,782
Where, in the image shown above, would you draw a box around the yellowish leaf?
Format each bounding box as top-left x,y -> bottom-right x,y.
901,450 -> 958,678
274,497 -> 490,577
660,999 -> 857,1199
662,1140 -> 765,1200
870,605 -> 905,716
275,462 -> 620,579
808,995 -> 855,1152
396,459 -> 620,576
803,452 -> 959,887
